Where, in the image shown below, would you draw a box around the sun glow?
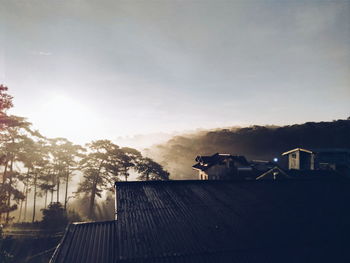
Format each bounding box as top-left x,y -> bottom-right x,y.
34,94 -> 100,143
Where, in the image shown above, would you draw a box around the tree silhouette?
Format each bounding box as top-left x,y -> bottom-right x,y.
136,157 -> 169,181
0,85 -> 13,112
75,141 -> 165,219
41,202 -> 68,230
0,87 -> 34,224
0,86 -> 174,223
76,140 -> 112,219
119,147 -> 142,181
28,140 -> 50,222
48,138 -> 84,209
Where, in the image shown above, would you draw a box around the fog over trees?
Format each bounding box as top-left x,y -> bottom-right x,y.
147,119 -> 350,180
0,85 -> 169,224
1,84 -> 349,223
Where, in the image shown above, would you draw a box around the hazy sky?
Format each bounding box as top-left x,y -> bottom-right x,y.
0,0 -> 349,144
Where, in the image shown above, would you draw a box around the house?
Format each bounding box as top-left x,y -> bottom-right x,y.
51,179 -> 350,263
282,148 -> 315,170
192,153 -> 251,180
282,147 -> 350,176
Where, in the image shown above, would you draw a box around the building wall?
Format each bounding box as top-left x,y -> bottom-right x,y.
206,164 -> 235,180
288,151 -> 314,170
299,151 -> 314,170
197,158 -> 251,180
198,161 -> 236,180
288,151 -> 300,170
199,171 -> 208,180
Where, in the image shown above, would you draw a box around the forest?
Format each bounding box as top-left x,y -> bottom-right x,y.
0,85 -> 171,261
148,117 -> 350,180
0,85 -> 169,224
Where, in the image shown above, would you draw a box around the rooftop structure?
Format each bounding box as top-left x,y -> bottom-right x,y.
282,148 -> 315,170
51,178 -> 350,263
192,153 -> 251,180
282,148 -> 350,176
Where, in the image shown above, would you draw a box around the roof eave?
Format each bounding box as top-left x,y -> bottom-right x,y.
282,148 -> 314,156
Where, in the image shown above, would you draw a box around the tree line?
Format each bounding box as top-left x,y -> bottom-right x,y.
0,85 -> 169,224
148,117 -> 350,179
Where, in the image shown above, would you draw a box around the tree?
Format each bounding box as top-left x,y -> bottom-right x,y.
27,140 -> 50,222
76,140 -> 113,219
0,86 -> 35,224
61,142 -> 84,210
41,202 -> 68,230
0,85 -> 14,224
136,157 -> 170,181
48,138 -> 84,210
17,136 -> 48,222
0,85 -> 13,112
119,147 -> 142,181
104,146 -> 141,181
75,140 -> 144,219
39,180 -> 55,209
48,138 -> 67,204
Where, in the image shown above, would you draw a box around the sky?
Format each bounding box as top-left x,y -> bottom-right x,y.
0,0 -> 349,145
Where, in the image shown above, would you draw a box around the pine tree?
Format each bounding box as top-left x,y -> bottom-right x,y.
136,157 -> 170,181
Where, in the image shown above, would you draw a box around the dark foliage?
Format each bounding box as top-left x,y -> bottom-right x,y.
137,157 -> 170,181
76,140 -> 169,220
0,85 -> 13,112
41,202 -> 68,231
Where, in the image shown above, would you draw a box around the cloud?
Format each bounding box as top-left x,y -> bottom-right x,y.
31,51 -> 52,56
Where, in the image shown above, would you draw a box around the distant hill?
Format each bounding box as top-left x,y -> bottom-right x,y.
146,118 -> 350,179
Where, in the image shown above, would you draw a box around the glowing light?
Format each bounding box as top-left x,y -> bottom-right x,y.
34,94 -> 99,143
273,158 -> 278,162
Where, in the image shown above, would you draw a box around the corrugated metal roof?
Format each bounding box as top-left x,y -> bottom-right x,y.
50,221 -> 117,263
52,179 -> 350,263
